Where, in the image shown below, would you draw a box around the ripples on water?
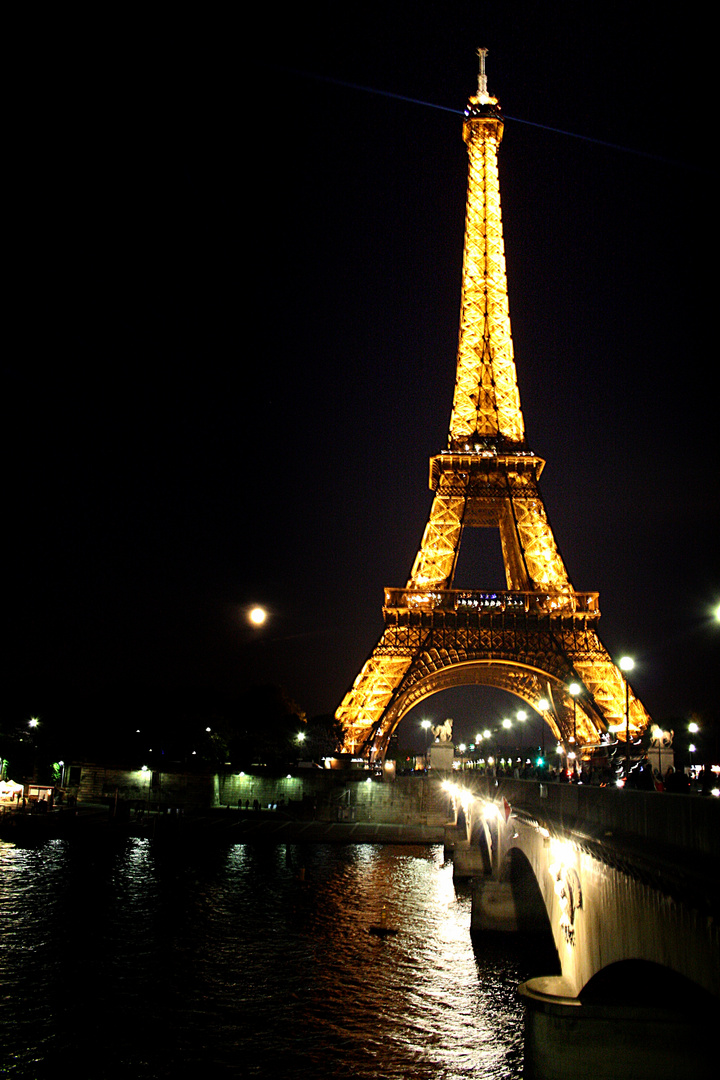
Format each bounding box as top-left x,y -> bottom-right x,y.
0,837 -> 544,1078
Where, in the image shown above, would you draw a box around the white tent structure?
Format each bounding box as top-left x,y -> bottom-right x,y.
0,780 -> 24,803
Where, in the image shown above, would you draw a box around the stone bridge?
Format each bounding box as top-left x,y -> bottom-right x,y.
444,775 -> 718,1079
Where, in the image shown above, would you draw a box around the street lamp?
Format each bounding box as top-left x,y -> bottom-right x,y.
567,683 -> 581,779
474,731 -> 484,767
568,683 -> 581,742
537,697 -> 549,759
515,710 -> 527,763
420,719 -> 433,753
688,721 -> 700,782
618,656 -> 634,779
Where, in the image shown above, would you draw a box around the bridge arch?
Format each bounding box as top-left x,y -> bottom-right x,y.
501,847 -> 559,941
581,959 -> 716,1012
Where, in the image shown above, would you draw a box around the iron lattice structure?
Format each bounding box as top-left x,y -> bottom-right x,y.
335,55 -> 651,759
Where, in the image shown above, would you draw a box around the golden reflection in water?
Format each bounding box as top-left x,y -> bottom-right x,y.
0,838 -> 527,1078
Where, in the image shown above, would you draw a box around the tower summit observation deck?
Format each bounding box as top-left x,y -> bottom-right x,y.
335,51 -> 652,762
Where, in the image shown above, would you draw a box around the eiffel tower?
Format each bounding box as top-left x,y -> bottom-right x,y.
335,51 -> 651,761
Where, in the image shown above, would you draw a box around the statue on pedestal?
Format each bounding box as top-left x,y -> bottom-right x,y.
428,719 -> 455,771
432,718 -> 453,744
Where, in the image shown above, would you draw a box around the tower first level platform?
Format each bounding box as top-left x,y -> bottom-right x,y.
338,591 -> 649,759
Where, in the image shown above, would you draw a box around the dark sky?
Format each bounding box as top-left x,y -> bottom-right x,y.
5,3 -> 716,750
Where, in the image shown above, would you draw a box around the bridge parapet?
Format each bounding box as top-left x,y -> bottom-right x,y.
471,776 -> 719,847
455,776 -> 720,912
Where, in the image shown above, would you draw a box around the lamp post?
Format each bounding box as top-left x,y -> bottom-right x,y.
475,732 -> 485,770
567,683 -> 581,780
688,721 -> 700,783
569,678 -> 578,738
568,683 -> 580,742
618,656 -> 634,780
537,697 -> 549,763
516,710 -> 527,763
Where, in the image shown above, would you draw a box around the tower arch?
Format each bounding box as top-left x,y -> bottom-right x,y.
378,658 -> 596,757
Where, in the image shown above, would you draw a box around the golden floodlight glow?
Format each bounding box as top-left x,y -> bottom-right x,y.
549,837 -> 574,866
248,606 -> 267,626
333,53 -> 653,761
457,788 -> 475,814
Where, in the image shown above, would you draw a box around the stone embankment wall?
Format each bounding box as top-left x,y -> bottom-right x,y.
73,764 -> 452,824
219,771 -> 451,824
74,764 -> 218,809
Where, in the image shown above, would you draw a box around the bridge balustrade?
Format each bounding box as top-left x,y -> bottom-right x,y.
467,775 -> 719,856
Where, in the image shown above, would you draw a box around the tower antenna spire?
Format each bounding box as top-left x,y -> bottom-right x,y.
477,46 -> 490,100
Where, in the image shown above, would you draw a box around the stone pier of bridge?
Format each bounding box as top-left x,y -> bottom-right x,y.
443,774 -> 718,1079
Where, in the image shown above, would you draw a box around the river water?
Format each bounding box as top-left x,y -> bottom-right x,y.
0,834 -> 553,1078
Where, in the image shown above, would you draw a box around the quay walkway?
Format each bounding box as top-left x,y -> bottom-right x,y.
0,803 -> 447,844
208,815 -> 446,844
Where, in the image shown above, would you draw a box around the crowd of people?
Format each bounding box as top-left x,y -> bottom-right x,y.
458,753 -> 717,794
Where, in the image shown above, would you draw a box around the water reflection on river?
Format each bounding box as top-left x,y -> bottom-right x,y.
0,836 -> 550,1078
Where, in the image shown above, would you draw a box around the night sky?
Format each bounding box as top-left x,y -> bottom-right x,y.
5,3 -> 716,753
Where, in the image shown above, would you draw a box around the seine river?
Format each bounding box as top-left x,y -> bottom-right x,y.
0,833 -> 554,1078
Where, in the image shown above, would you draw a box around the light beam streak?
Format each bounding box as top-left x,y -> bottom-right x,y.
280,66 -> 695,168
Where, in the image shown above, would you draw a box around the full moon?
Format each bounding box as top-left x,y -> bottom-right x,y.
248,606 -> 267,626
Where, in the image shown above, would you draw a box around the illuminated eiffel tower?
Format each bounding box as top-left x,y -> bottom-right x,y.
336,51 -> 652,760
